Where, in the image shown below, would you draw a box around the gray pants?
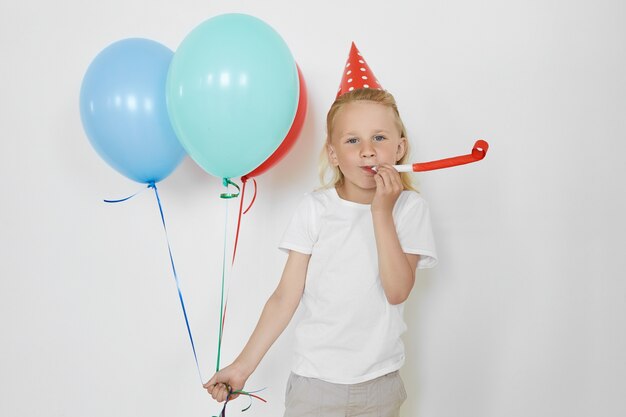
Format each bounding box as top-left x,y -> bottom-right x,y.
284,371 -> 407,417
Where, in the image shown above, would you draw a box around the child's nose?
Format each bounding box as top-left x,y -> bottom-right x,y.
360,143 -> 375,158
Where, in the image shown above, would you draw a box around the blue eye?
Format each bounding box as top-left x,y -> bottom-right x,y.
373,135 -> 386,142
347,137 -> 358,144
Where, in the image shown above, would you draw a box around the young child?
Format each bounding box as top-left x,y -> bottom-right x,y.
204,43 -> 438,417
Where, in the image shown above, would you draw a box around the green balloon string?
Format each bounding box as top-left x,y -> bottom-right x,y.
220,178 -> 240,199
213,386 -> 267,417
216,178 -> 239,373
212,177 -> 267,416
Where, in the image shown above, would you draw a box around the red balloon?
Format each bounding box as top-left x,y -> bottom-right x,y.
242,64 -> 308,180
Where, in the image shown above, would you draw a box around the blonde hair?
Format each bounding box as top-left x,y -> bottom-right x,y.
319,88 -> 417,191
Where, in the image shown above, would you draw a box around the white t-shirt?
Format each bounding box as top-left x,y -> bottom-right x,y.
279,188 -> 438,384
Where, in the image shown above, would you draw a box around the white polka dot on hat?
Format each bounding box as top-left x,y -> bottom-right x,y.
336,42 -> 382,99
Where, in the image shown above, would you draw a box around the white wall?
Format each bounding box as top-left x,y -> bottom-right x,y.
1,1 -> 625,416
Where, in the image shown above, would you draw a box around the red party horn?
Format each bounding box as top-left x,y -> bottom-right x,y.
386,140 -> 489,172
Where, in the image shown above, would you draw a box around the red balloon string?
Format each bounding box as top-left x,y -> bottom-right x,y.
231,177 -> 257,264
412,140 -> 489,172
246,393 -> 267,403
220,177 -> 258,346
215,178 -> 266,416
243,179 -> 257,215
232,179 -> 247,265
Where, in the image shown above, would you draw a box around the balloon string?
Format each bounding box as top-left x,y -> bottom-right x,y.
242,178 -> 257,215
232,178 -> 247,265
104,183 -> 203,385
213,178 -> 266,416
103,184 -> 152,203
412,140 -> 489,172
215,177 -> 240,370
220,178 -> 240,199
216,193 -> 229,372
150,182 -> 204,385
216,176 -> 251,365
218,177 -> 258,357
218,177 -> 246,346
233,178 -> 256,264
214,387 -> 268,417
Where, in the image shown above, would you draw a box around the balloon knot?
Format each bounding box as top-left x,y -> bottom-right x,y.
220,178 -> 241,199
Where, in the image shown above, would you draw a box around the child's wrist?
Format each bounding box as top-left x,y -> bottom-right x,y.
371,205 -> 393,216
233,357 -> 256,378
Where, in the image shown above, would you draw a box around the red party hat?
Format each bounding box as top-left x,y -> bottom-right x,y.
336,42 -> 383,98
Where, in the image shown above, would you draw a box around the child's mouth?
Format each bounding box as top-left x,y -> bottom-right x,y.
361,165 -> 377,174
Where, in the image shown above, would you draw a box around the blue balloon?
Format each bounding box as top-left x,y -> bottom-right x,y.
80,38 -> 186,184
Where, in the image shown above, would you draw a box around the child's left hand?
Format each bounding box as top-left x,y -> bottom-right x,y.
371,163 -> 403,213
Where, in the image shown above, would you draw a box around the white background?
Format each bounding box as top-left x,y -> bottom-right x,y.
1,1 -> 625,416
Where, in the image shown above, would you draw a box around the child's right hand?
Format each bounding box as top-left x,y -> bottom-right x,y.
371,163 -> 404,214
203,362 -> 250,403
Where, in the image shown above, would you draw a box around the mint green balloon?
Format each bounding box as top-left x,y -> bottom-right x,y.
166,14 -> 299,179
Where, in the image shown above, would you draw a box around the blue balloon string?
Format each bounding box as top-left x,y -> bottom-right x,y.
104,183 -> 204,384
103,184 -> 151,203
149,182 -> 204,385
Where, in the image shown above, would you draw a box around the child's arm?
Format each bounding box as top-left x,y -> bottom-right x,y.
204,250 -> 310,402
371,164 -> 420,305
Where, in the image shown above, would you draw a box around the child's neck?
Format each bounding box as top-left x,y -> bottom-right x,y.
335,184 -> 375,205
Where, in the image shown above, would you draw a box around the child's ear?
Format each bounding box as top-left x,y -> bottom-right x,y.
396,137 -> 408,162
327,143 -> 339,166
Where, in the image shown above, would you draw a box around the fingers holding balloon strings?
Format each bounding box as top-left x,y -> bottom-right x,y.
210,382 -> 230,402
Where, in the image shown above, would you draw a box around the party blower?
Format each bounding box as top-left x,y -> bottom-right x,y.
372,140 -> 489,172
